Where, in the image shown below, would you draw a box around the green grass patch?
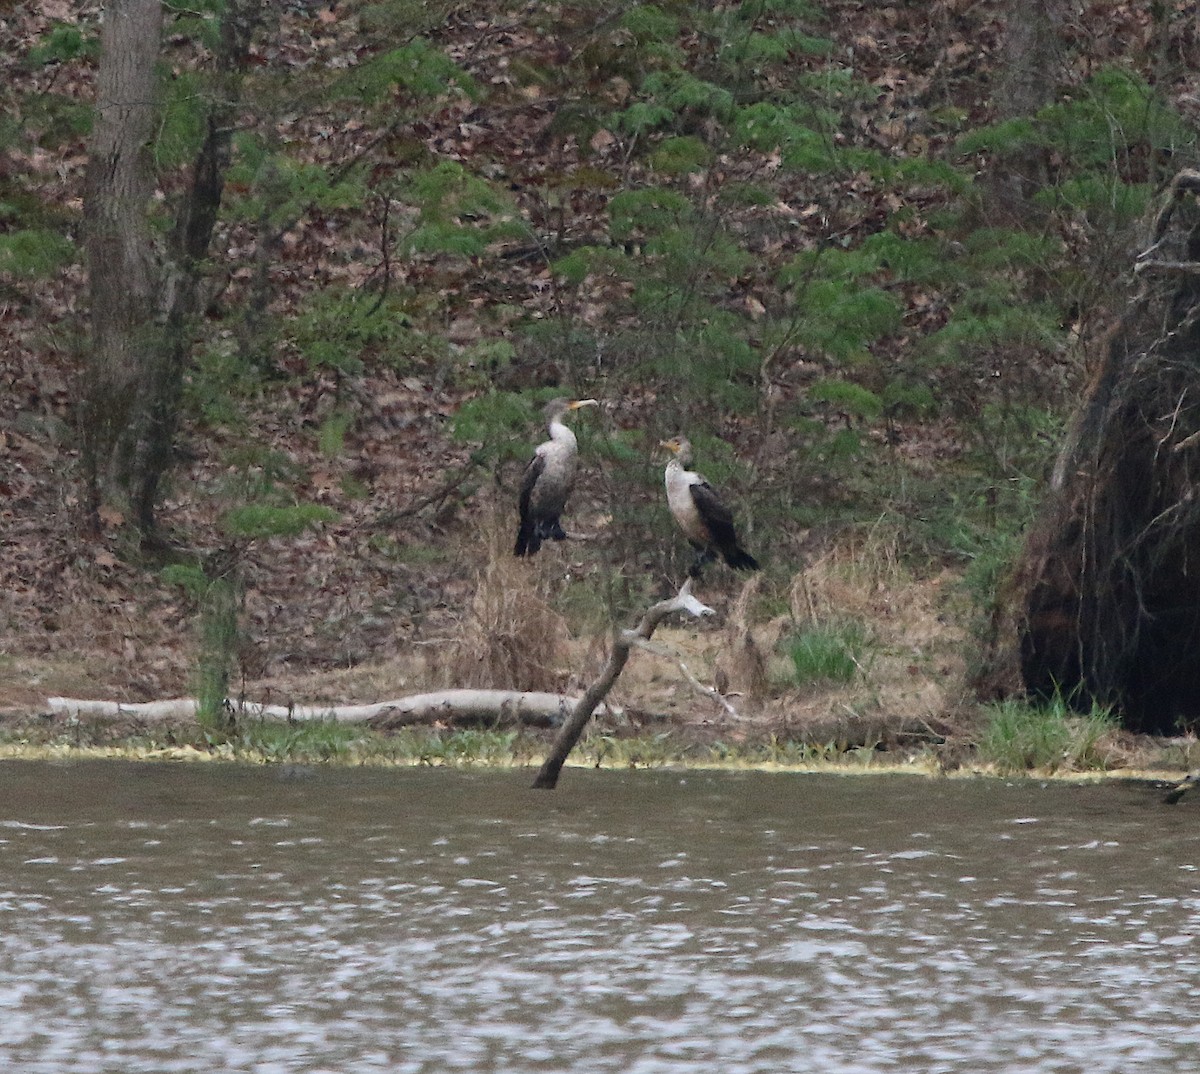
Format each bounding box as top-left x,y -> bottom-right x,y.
785,621 -> 868,685
0,228 -> 75,278
587,731 -> 681,769
979,695 -> 1118,774
212,724 -> 539,768
220,718 -> 366,762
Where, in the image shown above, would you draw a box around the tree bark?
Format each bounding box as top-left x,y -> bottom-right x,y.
81,0 -> 164,533
985,0 -> 1067,221
997,0 -> 1066,120
128,0 -> 264,537
82,0 -> 265,540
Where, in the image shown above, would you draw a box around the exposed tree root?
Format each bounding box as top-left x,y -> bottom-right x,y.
976,169 -> 1200,734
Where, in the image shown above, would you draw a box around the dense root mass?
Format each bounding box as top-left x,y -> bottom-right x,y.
979,172 -> 1200,734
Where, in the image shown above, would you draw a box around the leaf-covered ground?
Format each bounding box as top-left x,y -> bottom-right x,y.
2,0 -> 1199,768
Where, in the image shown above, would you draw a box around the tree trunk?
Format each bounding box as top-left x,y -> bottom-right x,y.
985,0 -> 1067,221
81,0 -> 164,534
997,0 -> 1065,120
128,1 -> 263,538
82,0 -> 263,542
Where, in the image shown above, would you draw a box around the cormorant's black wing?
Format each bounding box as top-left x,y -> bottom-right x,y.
690,480 -> 737,543
515,454 -> 546,556
690,479 -> 759,570
519,454 -> 544,518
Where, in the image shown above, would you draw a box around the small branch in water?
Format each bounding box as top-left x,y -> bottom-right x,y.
1163,771 -> 1198,805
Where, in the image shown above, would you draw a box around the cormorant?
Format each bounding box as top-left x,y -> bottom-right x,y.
514,397 -> 598,557
661,436 -> 760,577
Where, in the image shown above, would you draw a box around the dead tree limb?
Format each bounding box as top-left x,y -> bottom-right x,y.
1132,260 -> 1200,278
46,689 -> 581,728
532,580 -> 715,790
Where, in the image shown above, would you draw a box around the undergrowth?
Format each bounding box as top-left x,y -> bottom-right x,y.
7,0 -> 1200,747
0,706 -> 1183,776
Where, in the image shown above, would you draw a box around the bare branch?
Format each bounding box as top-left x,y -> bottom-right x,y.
1132,259 -> 1200,278
532,579 -> 715,790
627,636 -> 742,721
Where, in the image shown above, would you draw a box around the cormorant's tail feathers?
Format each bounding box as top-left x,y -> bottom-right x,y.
723,547 -> 760,571
515,516 -> 567,557
514,525 -> 542,557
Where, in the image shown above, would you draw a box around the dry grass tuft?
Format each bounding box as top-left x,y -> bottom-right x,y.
773,525 -> 969,727
714,575 -> 770,704
431,514 -> 572,692
789,523 -> 904,627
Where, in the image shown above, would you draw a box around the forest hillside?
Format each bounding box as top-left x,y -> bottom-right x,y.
3,0 -> 1199,766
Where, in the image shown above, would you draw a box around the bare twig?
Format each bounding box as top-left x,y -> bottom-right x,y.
362,193 -> 394,318
628,636 -> 742,720
374,457 -> 480,525
1132,259 -> 1200,277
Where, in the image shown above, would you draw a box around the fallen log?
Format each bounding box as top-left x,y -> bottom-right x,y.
46,582 -> 718,756
46,689 -> 580,728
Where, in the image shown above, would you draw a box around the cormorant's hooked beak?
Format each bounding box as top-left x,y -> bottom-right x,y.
659,438 -> 681,454
569,398 -> 599,410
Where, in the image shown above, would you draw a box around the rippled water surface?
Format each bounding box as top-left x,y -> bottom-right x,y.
1,761 -> 1199,1073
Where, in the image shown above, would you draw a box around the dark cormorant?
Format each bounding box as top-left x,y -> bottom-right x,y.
514,397 -> 598,557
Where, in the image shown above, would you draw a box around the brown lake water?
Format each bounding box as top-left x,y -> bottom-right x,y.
0,760 -> 1198,1073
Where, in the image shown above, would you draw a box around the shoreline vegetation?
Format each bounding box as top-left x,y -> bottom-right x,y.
0,708 -> 1195,795
5,559 -> 1200,791
5,541 -> 1199,792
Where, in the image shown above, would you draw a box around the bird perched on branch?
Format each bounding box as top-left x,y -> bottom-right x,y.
514,397 -> 598,557
661,436 -> 760,578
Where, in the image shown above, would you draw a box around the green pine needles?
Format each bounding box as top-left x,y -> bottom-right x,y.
0,229 -> 75,279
